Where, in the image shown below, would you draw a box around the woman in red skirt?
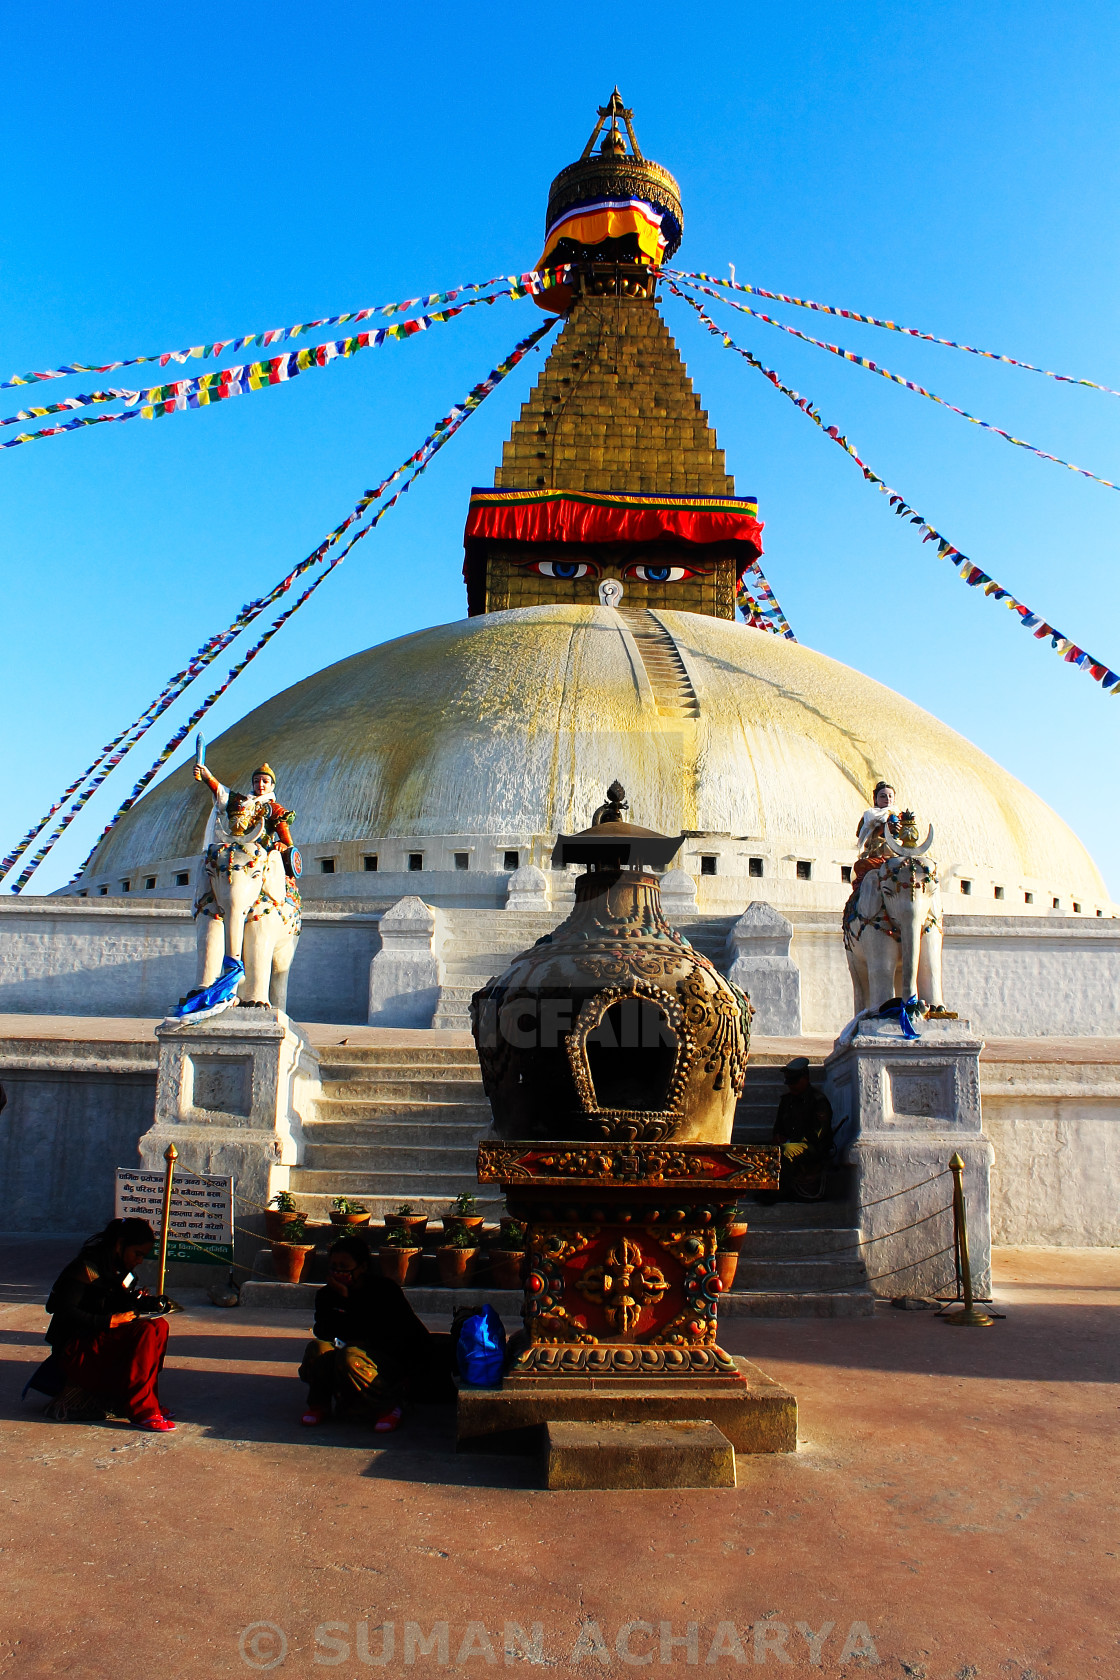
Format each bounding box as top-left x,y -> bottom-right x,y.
42,1218 -> 175,1431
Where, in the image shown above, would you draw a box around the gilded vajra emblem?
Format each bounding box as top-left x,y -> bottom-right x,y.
575,1238 -> 669,1335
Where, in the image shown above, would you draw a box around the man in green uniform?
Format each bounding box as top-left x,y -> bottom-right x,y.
771,1056 -> 834,1201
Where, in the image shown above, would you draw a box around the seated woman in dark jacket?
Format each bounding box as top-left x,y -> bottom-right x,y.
298,1236 -> 451,1429
41,1218 -> 175,1431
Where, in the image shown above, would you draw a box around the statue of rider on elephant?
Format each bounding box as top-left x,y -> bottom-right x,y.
170,750 -> 302,1019
843,782 -> 957,1029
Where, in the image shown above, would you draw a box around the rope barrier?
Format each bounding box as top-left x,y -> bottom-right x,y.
757,1202 -> 954,1266
865,1242 -> 957,1286
855,1168 -> 952,1209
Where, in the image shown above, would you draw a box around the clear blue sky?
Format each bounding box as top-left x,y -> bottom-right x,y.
4,3 -> 1119,895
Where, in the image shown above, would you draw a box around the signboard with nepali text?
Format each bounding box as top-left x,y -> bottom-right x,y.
115,1169 -> 234,1266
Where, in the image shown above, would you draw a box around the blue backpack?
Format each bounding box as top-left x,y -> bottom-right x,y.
455,1305 -> 507,1387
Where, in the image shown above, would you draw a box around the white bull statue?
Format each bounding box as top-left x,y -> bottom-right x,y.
193,813 -> 301,1010
843,822 -> 952,1017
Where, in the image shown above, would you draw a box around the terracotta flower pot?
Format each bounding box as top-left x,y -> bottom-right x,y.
725,1221 -> 749,1248
714,1251 -> 739,1291
384,1214 -> 429,1241
442,1215 -> 485,1239
379,1247 -> 421,1286
329,1211 -> 371,1226
436,1246 -> 479,1288
489,1250 -> 525,1290
270,1242 -> 315,1283
265,1209 -> 303,1241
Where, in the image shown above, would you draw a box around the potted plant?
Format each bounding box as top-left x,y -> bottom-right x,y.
442,1191 -> 484,1238
378,1223 -> 421,1286
383,1202 -> 429,1241
436,1225 -> 479,1288
329,1196 -> 371,1227
266,1190 -> 304,1242
488,1217 -> 525,1291
270,1214 -> 315,1284
714,1226 -> 743,1291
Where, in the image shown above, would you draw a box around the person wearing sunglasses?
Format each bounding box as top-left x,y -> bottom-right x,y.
298,1235 -> 443,1430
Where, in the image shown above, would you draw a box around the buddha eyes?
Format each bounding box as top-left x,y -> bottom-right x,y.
531,561 -> 694,583
535,560 -> 593,579
627,564 -> 692,583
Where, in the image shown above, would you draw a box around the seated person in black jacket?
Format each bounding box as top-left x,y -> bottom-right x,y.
770,1057 -> 834,1201
298,1236 -> 452,1429
38,1218 -> 175,1431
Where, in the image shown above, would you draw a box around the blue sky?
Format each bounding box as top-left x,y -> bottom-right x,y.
3,2 -> 1119,895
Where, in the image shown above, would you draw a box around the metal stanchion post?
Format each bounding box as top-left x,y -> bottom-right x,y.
156,1143 -> 178,1297
942,1151 -> 993,1327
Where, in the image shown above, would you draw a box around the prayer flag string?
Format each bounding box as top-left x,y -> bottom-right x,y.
0,267 -> 568,392
673,277 -> 1120,494
0,271 -> 569,451
5,319 -> 558,892
667,282 -> 1119,695
737,561 -> 795,638
666,268 -> 1120,400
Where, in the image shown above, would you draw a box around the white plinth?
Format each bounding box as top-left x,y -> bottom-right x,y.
825,1017 -> 993,1298
143,1006 -> 321,1261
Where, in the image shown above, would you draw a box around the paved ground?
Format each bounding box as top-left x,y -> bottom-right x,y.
0,1240 -> 1115,1679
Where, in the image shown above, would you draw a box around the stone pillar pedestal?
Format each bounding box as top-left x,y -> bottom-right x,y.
824,1018 -> 993,1298
367,896 -> 447,1026
726,902 -> 802,1035
505,864 -> 551,911
658,869 -> 698,918
144,1007 -> 320,1264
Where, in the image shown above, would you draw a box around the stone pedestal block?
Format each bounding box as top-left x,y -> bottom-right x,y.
825,1017 -> 993,1298
545,1420 -> 736,1489
367,896 -> 447,1027
726,902 -> 802,1035
144,1007 -> 321,1263
505,864 -> 551,910
658,868 -> 698,917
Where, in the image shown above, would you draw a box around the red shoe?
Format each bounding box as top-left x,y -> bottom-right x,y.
301,1405 -> 329,1427
374,1406 -> 402,1433
133,1413 -> 176,1432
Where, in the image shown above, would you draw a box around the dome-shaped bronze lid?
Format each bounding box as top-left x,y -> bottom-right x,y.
543,90 -> 683,258
551,782 -> 685,870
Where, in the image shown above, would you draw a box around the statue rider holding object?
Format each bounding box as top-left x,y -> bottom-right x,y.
851,779 -> 900,893
193,761 -> 299,906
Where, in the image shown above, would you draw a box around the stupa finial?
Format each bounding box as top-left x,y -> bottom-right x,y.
580,88 -> 644,162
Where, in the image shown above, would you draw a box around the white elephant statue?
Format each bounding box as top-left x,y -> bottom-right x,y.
194,816 -> 301,1009
843,822 -> 951,1017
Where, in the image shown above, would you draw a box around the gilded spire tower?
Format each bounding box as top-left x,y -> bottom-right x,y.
463,94 -> 765,620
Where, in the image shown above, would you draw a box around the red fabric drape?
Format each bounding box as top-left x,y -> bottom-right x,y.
465,489 -> 763,555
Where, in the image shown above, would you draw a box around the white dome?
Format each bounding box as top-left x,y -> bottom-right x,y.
75,605 -> 1111,914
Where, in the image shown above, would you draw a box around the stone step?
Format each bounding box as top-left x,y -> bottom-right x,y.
738,1226 -> 863,1257
316,1047 -> 479,1068
719,1289 -> 875,1319
734,1258 -> 868,1290
313,1097 -> 492,1122
304,1119 -> 490,1147
282,1193 -> 504,1221
321,1057 -> 481,1080
291,1168 -> 491,1197
322,1077 -> 483,1103
735,1200 -> 861,1227
303,1142 -> 483,1174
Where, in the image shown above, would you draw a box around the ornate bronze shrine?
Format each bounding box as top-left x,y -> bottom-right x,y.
470,791 -> 779,1382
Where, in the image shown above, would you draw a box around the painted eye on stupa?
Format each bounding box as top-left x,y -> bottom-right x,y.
626,564 -> 693,583
535,560 -> 596,579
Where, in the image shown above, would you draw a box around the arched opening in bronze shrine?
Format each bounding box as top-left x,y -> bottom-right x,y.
584,998 -> 678,1113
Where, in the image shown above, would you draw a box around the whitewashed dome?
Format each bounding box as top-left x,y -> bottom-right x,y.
73,605 -> 1111,915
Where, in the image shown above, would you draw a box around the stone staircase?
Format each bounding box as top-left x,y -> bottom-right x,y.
288,1042 -> 500,1220
724,1060 -> 873,1317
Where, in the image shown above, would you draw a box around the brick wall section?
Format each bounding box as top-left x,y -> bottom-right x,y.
494,293 -> 735,497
